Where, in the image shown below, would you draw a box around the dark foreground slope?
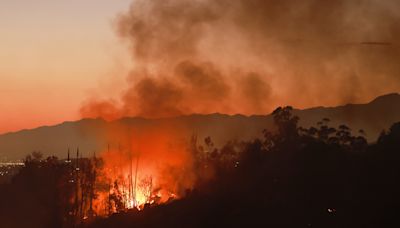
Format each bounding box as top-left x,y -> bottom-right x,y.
0,93 -> 399,161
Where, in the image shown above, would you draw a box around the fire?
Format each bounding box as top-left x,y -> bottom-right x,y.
92,125 -> 195,214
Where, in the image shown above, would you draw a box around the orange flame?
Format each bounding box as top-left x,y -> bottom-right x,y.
93,125 -> 195,214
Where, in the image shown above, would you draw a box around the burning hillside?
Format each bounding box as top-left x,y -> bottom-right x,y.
93,127 -> 195,213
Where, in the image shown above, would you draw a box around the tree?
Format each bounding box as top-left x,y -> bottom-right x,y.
271,106 -> 299,143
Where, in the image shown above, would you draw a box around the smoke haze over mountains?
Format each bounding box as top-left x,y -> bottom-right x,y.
2,93 -> 399,161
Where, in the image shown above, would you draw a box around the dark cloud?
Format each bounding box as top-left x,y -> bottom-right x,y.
175,61 -> 230,100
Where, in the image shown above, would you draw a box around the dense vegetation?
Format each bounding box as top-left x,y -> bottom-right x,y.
0,107 -> 399,227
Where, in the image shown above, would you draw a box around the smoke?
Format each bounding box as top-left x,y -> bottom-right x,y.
81,0 -> 400,119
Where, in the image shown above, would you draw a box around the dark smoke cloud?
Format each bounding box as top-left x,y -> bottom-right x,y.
175,61 -> 230,101
123,77 -> 184,118
116,61 -> 233,118
240,72 -> 272,112
82,0 -> 400,119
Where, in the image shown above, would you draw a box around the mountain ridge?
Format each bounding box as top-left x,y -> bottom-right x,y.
1,93 -> 399,161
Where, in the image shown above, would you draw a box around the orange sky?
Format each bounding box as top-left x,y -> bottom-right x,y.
0,0 -> 132,134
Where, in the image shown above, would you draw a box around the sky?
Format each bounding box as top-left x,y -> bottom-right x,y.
0,0 -> 132,133
1,0 -> 399,134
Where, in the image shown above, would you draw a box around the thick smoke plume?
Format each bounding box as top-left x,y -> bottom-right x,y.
82,0 -> 400,119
